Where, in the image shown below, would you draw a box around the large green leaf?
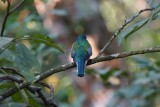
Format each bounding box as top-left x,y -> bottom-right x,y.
0,82 -> 14,93
0,37 -> 13,48
118,19 -> 149,45
11,90 -> 25,103
14,42 -> 40,81
21,34 -> 64,53
11,88 -> 29,104
25,90 -> 41,107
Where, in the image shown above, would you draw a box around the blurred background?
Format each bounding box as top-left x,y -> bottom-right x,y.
0,0 -> 160,107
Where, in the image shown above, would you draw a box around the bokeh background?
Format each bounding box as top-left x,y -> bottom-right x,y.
0,0 -> 160,107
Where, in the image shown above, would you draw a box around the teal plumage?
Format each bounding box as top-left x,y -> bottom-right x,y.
71,34 -> 92,77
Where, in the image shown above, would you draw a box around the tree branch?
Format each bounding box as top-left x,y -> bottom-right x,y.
1,67 -> 24,77
97,8 -> 155,57
28,86 -> 57,107
0,82 -> 31,101
35,46 -> 160,82
0,0 -> 25,37
37,82 -> 55,96
9,0 -> 25,14
37,81 -> 51,89
0,75 -> 23,83
0,0 -> 10,37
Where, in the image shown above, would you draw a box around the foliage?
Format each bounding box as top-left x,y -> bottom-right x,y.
0,0 -> 160,107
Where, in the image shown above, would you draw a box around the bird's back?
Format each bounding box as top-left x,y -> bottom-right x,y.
73,40 -> 90,62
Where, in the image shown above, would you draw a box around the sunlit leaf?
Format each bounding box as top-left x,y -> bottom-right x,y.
118,19 -> 149,45
21,34 -> 64,53
14,42 -> 40,81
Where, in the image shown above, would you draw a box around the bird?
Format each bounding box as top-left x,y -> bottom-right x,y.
71,34 -> 92,77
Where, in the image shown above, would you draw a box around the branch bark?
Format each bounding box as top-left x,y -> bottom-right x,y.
1,67 -> 24,77
97,8 -> 155,57
0,75 -> 23,83
37,81 -> 51,89
28,85 -> 57,107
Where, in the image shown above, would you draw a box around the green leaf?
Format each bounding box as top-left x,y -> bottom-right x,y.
11,90 -> 25,103
118,19 -> 149,45
147,0 -> 159,7
151,4 -> 160,20
0,37 -> 13,48
21,34 -> 64,53
14,42 -> 40,81
11,86 -> 28,104
0,82 -> 14,89
86,69 -> 95,75
99,68 -> 117,80
25,90 -> 41,107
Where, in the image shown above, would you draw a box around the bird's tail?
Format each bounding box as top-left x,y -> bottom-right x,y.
76,61 -> 86,77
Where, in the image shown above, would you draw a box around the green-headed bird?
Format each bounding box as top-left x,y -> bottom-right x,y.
71,34 -> 92,77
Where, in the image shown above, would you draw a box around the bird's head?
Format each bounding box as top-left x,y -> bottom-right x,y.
77,34 -> 86,40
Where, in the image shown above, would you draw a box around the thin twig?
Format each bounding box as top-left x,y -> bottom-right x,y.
50,84 -> 54,96
0,75 -> 23,83
9,0 -> 25,14
37,81 -> 51,89
37,82 -> 55,96
97,8 -> 155,57
28,85 -> 57,107
0,0 -> 10,37
0,0 -> 25,37
1,67 -> 24,77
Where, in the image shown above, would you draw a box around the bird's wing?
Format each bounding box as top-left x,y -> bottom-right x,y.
86,41 -> 92,56
71,43 -> 76,58
87,46 -> 92,56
